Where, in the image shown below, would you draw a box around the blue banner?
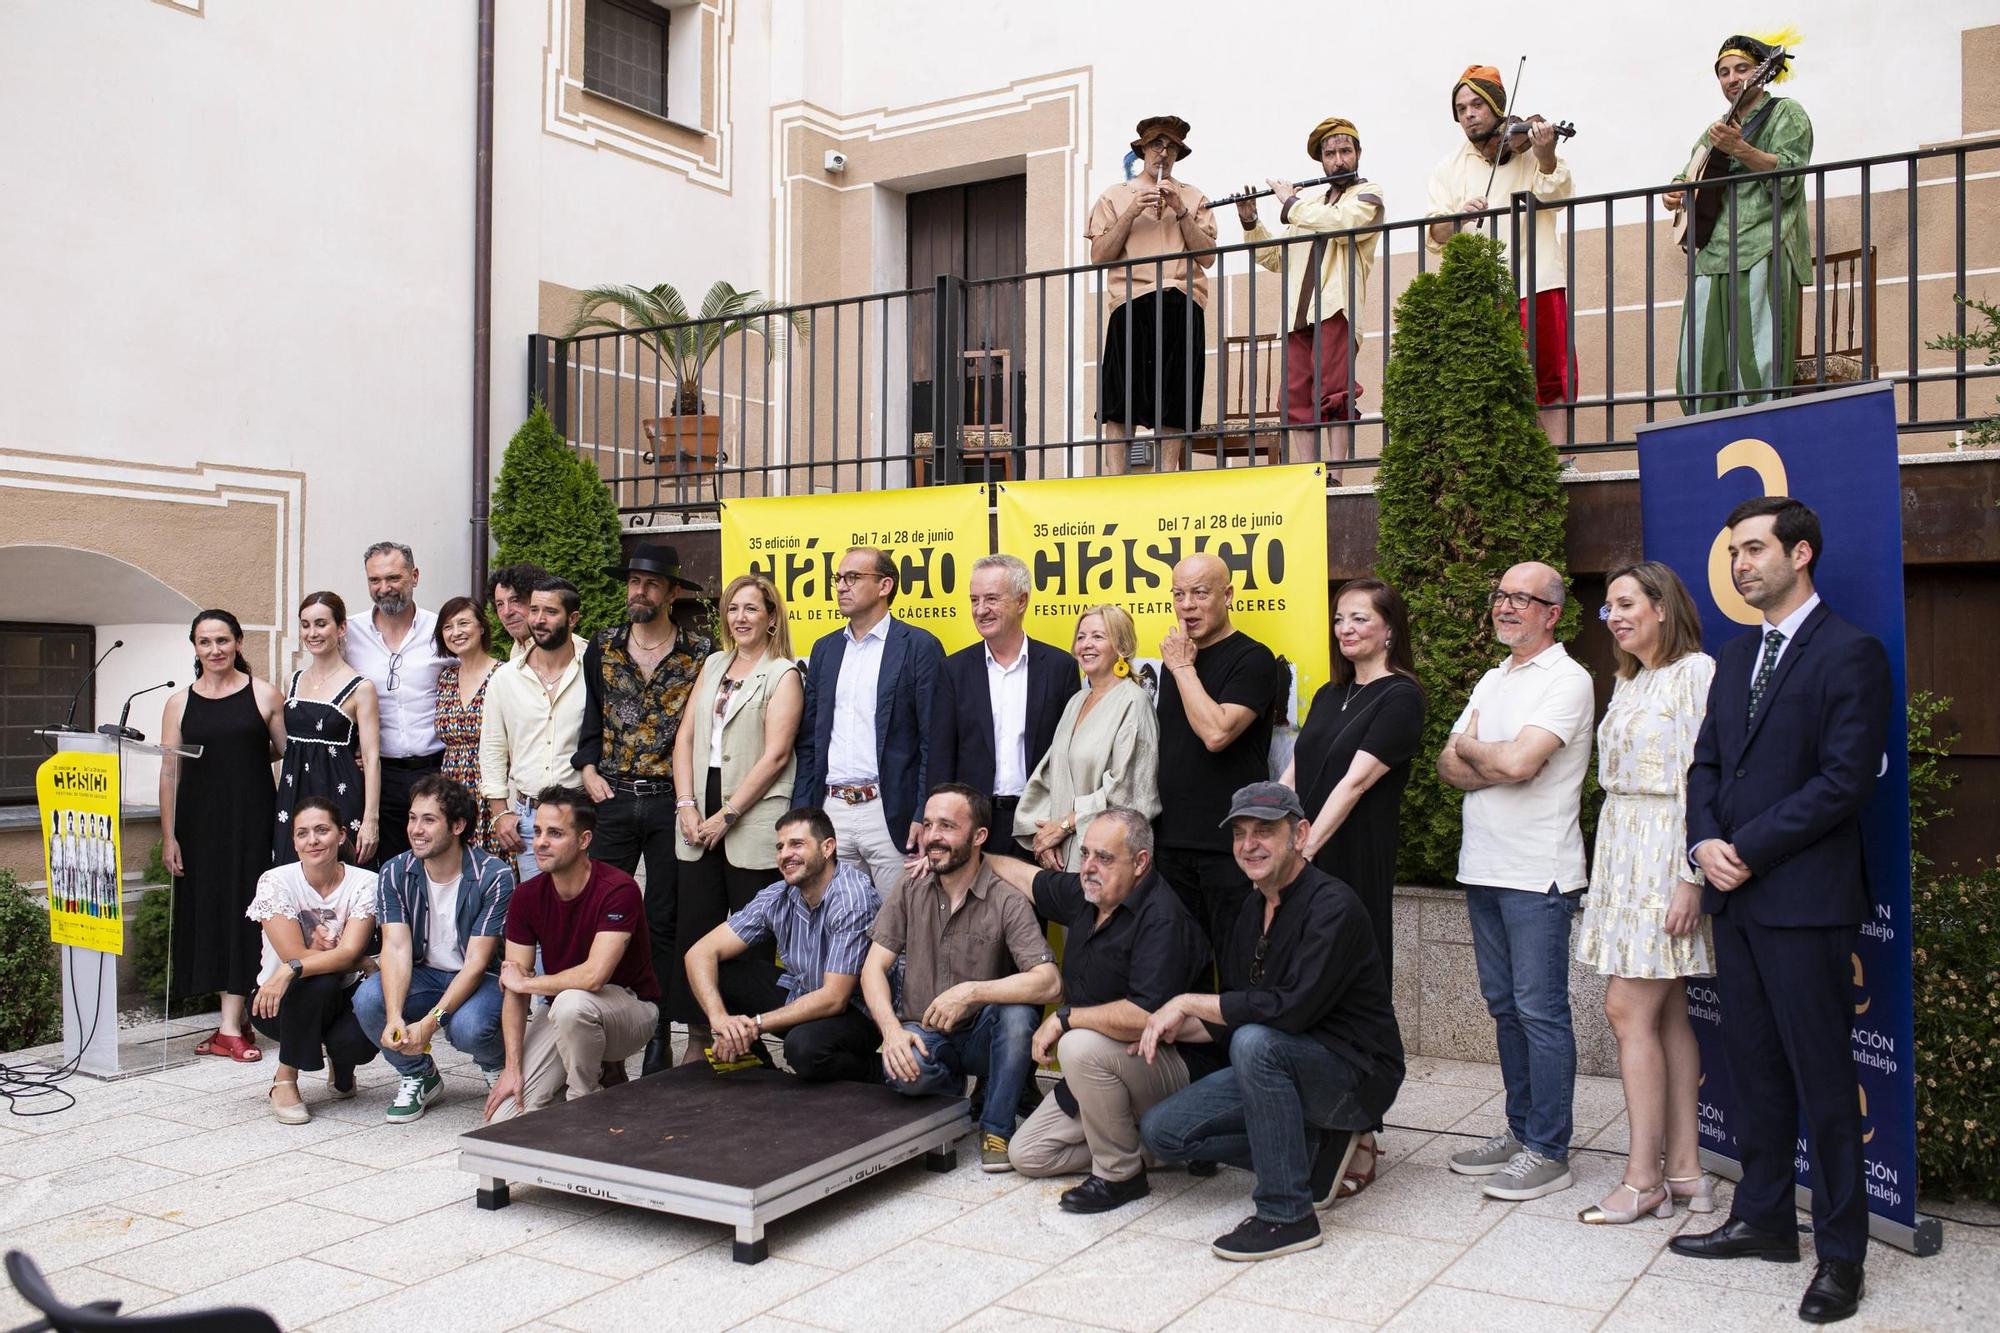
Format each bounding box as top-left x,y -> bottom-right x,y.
1636,384 -> 1915,1235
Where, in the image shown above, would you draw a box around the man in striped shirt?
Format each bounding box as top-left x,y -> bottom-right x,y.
682,806 -> 886,1083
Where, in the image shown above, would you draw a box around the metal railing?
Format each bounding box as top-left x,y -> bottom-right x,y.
528,136 -> 1999,519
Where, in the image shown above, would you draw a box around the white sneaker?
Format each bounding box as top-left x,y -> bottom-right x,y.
1481,1149 -> 1574,1200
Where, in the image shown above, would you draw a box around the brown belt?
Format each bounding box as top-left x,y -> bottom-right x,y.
826,782 -> 880,805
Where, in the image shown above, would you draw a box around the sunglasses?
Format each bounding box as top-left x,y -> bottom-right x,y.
1249,932 -> 1271,986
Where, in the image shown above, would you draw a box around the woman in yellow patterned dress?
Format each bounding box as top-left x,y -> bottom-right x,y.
1574,562 -> 1716,1225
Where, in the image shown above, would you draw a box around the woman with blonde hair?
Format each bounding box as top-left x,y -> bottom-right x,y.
670,573 -> 801,1059
1015,605 -> 1160,870
1575,560 -> 1717,1224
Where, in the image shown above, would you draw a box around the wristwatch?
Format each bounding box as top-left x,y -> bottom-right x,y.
720,801 -> 739,827
285,957 -> 303,979
1055,1006 -> 1072,1032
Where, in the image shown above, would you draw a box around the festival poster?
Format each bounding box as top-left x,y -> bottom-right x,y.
995,464 -> 1332,743
720,485 -> 991,661
37,751 -> 125,955
1637,383 -> 1919,1242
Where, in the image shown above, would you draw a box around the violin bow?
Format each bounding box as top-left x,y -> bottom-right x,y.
1479,54 -> 1530,206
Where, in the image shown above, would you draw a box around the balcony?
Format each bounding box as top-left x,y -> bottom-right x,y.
528,137 -> 2000,524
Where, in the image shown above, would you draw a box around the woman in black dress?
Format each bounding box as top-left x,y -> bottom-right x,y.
1280,577 -> 1425,1196
273,591 -> 380,865
158,609 -> 288,1062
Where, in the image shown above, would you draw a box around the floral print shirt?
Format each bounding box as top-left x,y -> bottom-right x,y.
573,623 -> 713,779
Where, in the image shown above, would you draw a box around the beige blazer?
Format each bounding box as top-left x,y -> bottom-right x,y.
676,651 -> 800,869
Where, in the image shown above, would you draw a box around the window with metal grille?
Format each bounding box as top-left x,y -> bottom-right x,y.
0,623 -> 93,805
584,0 -> 670,119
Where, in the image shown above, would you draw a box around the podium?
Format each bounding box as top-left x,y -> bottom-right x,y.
34,728 -> 200,1079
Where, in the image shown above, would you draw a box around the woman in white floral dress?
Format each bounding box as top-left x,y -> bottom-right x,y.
1575,561 -> 1716,1225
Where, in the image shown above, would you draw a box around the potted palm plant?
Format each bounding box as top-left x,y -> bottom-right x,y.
562,280 -> 807,471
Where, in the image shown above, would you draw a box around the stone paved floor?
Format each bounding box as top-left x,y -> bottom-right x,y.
0,1039 -> 1993,1331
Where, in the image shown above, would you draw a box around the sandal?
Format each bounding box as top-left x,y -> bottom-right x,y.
192,1029 -> 223,1056
1336,1135 -> 1380,1200
1578,1179 -> 1672,1225
208,1032 -> 262,1063
1667,1173 -> 1716,1214
268,1080 -> 310,1125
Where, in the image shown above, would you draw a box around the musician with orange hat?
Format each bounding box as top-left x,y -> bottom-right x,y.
1426,65 -> 1576,446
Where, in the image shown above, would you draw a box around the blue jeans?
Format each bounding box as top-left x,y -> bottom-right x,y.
1464,884 -> 1578,1159
1141,1025 -> 1372,1223
352,967 -> 505,1077
885,1003 -> 1038,1138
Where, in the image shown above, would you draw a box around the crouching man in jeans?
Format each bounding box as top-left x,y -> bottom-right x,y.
482,787 -> 660,1121
353,775 -> 515,1122
861,783 -> 1061,1171
1139,782 -> 1405,1261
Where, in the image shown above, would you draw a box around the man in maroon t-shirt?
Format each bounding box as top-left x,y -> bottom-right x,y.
483,787 -> 660,1121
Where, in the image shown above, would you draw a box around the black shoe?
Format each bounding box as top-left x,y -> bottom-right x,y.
1799,1258 -> 1864,1324
1059,1171 -> 1151,1214
1668,1217 -> 1801,1263
1309,1129 -> 1360,1211
1211,1212 -> 1322,1262
641,1035 -> 668,1077
1187,1160 -> 1219,1179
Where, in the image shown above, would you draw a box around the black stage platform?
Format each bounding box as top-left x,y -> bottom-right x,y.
457,1062 -> 971,1262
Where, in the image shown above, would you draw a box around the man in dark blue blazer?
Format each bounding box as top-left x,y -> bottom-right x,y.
930,554 -> 1080,860
1671,497 -> 1889,1326
794,547 -> 947,898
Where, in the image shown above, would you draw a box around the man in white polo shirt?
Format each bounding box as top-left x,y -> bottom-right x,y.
1436,560 -> 1594,1203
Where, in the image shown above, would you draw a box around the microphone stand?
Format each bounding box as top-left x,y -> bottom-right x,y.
53,639 -> 124,736
99,680 -> 176,743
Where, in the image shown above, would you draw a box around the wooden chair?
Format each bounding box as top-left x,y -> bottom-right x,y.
1792,246 -> 1877,387
914,348 -> 1016,484
1198,333 -> 1286,467
641,414 -> 726,507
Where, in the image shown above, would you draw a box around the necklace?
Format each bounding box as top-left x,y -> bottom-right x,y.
629,625 -> 674,654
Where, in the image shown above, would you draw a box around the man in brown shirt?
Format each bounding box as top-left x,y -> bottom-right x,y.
1084,115 -> 1217,475
862,783 -> 1059,1171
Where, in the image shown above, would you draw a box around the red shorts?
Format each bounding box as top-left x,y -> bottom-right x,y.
1519,289 -> 1573,406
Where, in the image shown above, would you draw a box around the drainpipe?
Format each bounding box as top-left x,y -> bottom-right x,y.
471,0 -> 496,595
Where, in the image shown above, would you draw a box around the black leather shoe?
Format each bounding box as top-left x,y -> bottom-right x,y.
1058,1170 -> 1150,1214
640,1035 -> 668,1077
1668,1217 -> 1800,1263
1187,1160 -> 1219,1178
1799,1258 -> 1864,1324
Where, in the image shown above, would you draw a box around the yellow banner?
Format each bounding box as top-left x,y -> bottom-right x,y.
995,464 -> 1331,730
721,485 -> 992,660
37,751 -> 124,955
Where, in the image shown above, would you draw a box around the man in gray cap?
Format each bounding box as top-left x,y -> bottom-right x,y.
1135,781 -> 1405,1262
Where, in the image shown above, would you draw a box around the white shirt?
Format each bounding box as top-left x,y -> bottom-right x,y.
478,640 -> 589,801
1452,641 -> 1596,892
1425,139 -> 1573,295
986,639 -> 1031,797
246,862 -> 379,987
424,870 -> 466,971
826,615 -> 891,786
344,606 -> 447,758
1749,593 -> 1821,690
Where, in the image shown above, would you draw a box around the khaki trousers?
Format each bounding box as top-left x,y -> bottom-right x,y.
499,985 -> 658,1119
1008,1028 -> 1190,1181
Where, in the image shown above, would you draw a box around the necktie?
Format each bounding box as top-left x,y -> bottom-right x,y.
1747,628 -> 1785,723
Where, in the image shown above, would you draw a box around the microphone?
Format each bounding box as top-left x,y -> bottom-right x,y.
99,680 -> 175,743
58,639 -> 124,732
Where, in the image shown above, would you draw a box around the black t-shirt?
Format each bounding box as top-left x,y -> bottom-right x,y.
1211,862 -> 1404,1122
1032,867 -> 1210,1012
1290,675 -> 1426,909
1155,630 -> 1278,850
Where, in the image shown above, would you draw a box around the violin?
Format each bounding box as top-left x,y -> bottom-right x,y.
1484,116 -> 1578,164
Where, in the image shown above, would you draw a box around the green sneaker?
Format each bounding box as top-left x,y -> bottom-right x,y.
980,1133 -> 1013,1173
385,1070 -> 443,1124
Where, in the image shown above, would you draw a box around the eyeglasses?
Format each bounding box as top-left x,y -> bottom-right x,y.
831,571 -> 887,588
1489,589 -> 1559,611
386,651 -> 404,692
1249,932 -> 1271,986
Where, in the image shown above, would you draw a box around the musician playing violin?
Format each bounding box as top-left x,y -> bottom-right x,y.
1236,117 -> 1384,475
1666,32 -> 1812,415
1426,65 -> 1576,445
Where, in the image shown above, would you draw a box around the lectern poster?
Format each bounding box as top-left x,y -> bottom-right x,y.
721,485 -> 991,661
37,751 -> 124,954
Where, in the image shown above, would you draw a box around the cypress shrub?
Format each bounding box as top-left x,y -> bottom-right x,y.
1377,231 -> 1575,885
0,869 -> 60,1051
488,402 -> 626,638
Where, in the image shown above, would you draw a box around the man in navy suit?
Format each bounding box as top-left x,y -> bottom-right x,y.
795,547 -> 947,898
930,554 -> 1081,859
1671,497 -> 1888,1326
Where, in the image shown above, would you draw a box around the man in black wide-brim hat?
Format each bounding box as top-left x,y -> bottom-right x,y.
573,542 -> 712,1074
